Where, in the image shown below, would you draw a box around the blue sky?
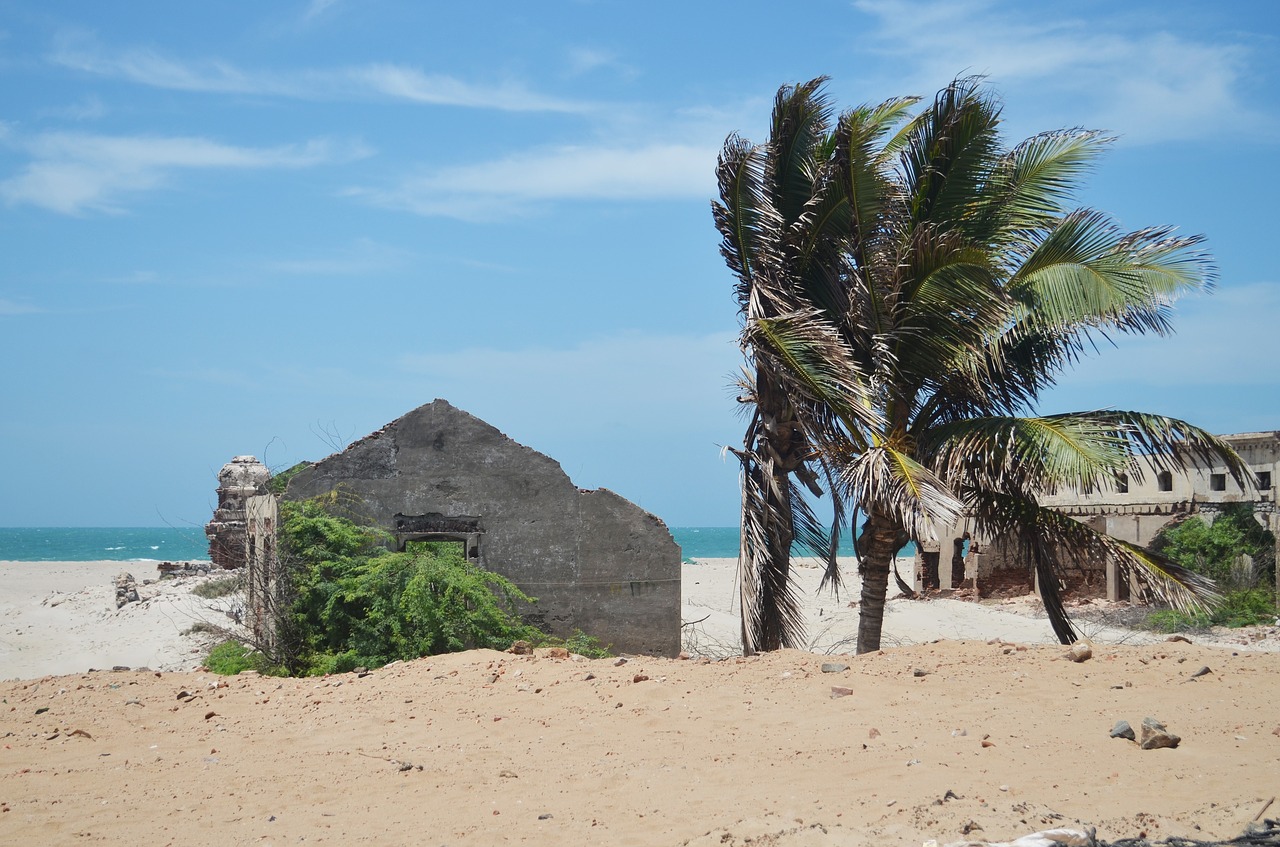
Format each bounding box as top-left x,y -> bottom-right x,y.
2,0 -> 1277,528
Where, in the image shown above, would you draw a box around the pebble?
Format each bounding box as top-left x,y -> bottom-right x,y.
821,663 -> 849,674
1068,642 -> 1093,663
912,668 -> 929,677
830,686 -> 854,699
1190,666 -> 1212,679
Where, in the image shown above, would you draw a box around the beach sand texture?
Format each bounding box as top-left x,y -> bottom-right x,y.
2,559 -> 1279,845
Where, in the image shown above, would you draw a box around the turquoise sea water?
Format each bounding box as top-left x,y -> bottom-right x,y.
0,526 -> 911,562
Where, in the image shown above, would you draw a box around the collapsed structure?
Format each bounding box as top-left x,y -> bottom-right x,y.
914,431 -> 1280,601
205,455 -> 280,650
209,401 -> 681,657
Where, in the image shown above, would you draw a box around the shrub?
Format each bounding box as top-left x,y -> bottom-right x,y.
536,629 -> 612,659
193,574 -> 243,599
273,498 -> 572,675
205,640 -> 259,675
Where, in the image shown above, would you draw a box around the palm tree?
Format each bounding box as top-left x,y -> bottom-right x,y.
713,77 -> 1245,655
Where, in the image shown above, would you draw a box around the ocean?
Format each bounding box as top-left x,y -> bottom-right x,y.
0,524 -> 921,562
0,526 -> 910,562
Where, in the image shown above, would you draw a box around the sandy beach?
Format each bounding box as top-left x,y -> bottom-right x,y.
2,558 -> 1279,845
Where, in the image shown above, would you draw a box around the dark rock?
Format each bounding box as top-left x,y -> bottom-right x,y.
1190,666 -> 1212,679
538,813 -> 553,820
830,686 -> 854,698
1110,720 -> 1136,741
912,668 -> 930,677
1139,716 -> 1181,750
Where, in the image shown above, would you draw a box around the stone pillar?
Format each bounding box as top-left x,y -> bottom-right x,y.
206,456 -> 280,650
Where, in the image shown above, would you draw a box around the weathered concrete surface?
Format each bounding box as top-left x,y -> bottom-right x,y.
284,400 -> 681,656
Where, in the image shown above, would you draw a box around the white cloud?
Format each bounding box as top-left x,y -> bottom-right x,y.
0,298 -> 42,315
263,238 -> 410,276
349,142 -> 718,220
396,331 -> 741,435
38,95 -> 107,121
50,36 -> 590,113
852,0 -> 1272,144
303,0 -> 343,21
1052,282 -> 1279,389
1,132 -> 368,214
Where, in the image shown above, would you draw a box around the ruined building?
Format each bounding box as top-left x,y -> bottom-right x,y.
204,455 -> 280,650
271,400 -> 682,656
914,431 -> 1280,601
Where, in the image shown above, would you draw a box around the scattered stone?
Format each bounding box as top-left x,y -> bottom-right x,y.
68,729 -> 92,740
1068,642 -> 1093,663
981,740 -> 996,748
1190,666 -> 1212,679
951,729 -> 968,737
125,698 -> 141,706
499,769 -> 518,779
204,711 -> 218,720
583,673 -> 596,681
1166,635 -> 1192,644
543,647 -> 569,659
944,790 -> 962,802
34,707 -> 48,715
114,572 -> 140,608
398,762 -> 412,772
613,657 -> 629,667
632,674 -> 649,683
538,813 -> 553,820
961,820 -> 984,835
1110,720 -> 1136,741
488,673 -> 499,684
999,785 -> 1009,792
821,663 -> 849,674
352,667 -> 369,677
912,668 -> 930,677
508,641 -> 532,655
830,686 -> 854,699
677,652 -> 691,660
1139,716 -> 1181,750
868,728 -> 881,738
1272,726 -> 1280,737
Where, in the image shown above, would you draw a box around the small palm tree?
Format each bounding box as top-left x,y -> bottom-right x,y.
713,77 -> 1245,654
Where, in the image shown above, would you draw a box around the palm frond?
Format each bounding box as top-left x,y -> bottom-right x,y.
840,445 -> 962,544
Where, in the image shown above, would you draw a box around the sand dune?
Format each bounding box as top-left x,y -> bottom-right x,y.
2,559 -> 1278,845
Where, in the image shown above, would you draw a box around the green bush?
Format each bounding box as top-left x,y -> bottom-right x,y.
273,498 -> 562,675
1143,588 -> 1277,632
205,640 -> 260,675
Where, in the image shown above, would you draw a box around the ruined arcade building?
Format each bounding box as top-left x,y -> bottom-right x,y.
206,401 -> 681,657
915,431 -> 1280,601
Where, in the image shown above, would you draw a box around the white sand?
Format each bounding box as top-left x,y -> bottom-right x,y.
0,561 -> 235,680
3,557 -> 1275,682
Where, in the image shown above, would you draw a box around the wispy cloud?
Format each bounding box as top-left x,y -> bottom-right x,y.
349,142 -> 717,220
565,47 -> 638,80
303,0 -> 343,22
1052,282 -> 1280,389
38,95 -> 107,121
50,35 -> 591,113
263,238 -> 411,276
1,132 -> 368,214
0,298 -> 42,315
396,331 -> 740,432
852,0 -> 1273,143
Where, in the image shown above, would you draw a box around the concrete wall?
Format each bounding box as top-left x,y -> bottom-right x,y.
283,400 -> 681,657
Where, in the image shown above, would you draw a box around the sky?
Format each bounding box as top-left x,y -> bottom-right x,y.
1,0 -> 1277,529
